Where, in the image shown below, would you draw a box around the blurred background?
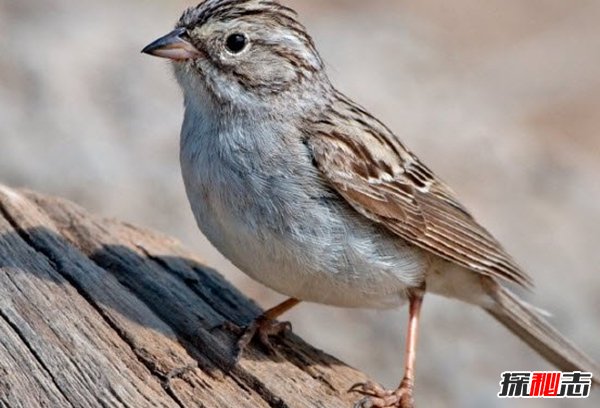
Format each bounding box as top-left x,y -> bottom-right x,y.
1,0 -> 599,406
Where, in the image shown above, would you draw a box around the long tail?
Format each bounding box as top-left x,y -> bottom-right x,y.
484,283 -> 599,386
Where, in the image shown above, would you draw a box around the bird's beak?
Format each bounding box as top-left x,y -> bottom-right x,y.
142,28 -> 202,61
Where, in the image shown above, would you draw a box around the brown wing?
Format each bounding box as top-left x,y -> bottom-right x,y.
307,97 -> 532,288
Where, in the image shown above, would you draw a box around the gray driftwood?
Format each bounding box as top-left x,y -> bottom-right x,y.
0,184 -> 370,408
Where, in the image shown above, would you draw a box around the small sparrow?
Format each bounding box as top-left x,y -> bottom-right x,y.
143,1 -> 599,406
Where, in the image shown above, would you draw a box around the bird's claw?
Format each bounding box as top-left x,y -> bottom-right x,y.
217,315 -> 292,361
349,381 -> 414,408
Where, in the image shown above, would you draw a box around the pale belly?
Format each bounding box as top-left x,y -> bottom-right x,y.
183,172 -> 429,309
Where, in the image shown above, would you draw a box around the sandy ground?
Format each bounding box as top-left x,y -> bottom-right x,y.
1,1 -> 599,406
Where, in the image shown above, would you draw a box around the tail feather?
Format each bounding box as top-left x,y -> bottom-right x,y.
484,284 -> 599,386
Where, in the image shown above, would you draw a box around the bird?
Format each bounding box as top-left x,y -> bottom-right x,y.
142,1 -> 599,406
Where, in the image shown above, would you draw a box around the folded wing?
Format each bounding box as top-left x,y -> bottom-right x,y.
306,94 -> 532,288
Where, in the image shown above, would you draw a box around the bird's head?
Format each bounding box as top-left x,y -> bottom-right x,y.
143,0 -> 330,112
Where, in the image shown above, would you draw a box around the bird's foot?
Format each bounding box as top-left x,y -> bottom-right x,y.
349,379 -> 414,408
220,315 -> 292,362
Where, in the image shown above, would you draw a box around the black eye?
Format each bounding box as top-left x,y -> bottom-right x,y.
225,33 -> 247,54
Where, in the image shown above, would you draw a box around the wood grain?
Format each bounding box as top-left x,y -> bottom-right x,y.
0,185 -> 370,408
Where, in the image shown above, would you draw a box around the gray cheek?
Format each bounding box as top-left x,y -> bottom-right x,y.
254,56 -> 295,83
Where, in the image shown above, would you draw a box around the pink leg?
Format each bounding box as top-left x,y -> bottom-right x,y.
350,289 -> 425,408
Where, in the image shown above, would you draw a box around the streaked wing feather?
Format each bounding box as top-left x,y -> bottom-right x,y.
308,102 -> 533,288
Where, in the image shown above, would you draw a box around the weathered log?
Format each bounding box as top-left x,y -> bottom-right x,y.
0,184 -> 370,408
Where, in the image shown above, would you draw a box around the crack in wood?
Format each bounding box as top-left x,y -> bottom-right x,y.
0,201 -> 185,408
227,370 -> 290,408
0,308 -> 74,408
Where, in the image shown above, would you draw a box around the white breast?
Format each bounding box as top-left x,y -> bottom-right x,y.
179,103 -> 428,309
